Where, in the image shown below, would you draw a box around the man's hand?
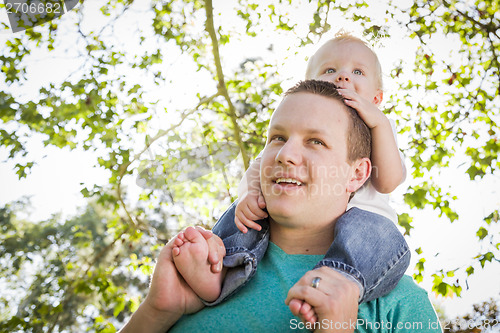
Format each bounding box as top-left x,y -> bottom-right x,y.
337,88 -> 387,129
145,235 -> 205,316
285,267 -> 359,333
195,226 -> 226,274
120,233 -> 206,333
234,190 -> 268,233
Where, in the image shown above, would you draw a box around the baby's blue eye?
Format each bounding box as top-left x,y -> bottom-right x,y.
353,69 -> 363,75
312,139 -> 325,146
325,68 -> 335,74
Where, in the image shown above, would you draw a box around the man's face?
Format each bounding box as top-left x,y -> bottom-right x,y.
260,92 -> 355,228
308,40 -> 383,105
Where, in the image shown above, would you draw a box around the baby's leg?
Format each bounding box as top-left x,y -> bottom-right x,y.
315,207 -> 410,303
172,226 -> 223,302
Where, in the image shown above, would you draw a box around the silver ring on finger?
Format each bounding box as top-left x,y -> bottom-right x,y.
311,276 -> 321,289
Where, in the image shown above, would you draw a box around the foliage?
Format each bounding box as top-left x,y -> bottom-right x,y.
0,198 -> 158,332
442,297 -> 499,333
0,0 -> 499,331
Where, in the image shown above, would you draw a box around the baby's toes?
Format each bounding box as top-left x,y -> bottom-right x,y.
174,233 -> 185,247
183,226 -> 205,244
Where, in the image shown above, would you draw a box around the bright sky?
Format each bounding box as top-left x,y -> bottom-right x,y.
0,0 -> 499,321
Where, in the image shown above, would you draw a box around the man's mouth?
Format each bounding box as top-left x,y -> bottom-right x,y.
274,177 -> 303,186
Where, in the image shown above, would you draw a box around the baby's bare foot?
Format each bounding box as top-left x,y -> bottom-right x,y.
172,226 -> 222,302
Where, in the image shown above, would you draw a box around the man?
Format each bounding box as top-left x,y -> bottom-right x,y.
121,80 -> 441,332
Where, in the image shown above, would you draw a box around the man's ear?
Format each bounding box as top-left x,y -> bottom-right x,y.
372,90 -> 383,106
346,157 -> 371,193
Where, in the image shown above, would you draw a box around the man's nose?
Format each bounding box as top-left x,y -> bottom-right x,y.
275,140 -> 302,166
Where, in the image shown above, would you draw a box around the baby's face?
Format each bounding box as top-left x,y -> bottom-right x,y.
307,40 -> 383,105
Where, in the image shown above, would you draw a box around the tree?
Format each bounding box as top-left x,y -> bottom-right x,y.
0,0 -> 498,331
442,297 -> 499,333
0,198 -> 155,332
388,0 -> 500,297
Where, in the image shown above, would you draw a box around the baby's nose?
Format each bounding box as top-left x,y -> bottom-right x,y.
336,72 -> 350,81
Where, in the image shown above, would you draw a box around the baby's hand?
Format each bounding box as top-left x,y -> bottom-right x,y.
337,88 -> 387,129
235,190 -> 268,233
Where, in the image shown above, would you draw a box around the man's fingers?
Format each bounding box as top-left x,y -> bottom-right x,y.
194,226 -> 213,240
185,225 -> 225,272
206,234 -> 225,264
210,261 -> 223,274
286,284 -> 323,308
206,248 -> 223,266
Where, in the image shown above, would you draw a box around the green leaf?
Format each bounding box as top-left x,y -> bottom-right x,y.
476,227 -> 488,240
397,212 -> 414,235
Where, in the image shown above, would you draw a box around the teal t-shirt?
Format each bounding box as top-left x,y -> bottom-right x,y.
170,243 -> 441,332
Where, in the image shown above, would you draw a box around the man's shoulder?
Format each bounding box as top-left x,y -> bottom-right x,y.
394,275 -> 426,291
374,275 -> 433,312
358,276 -> 441,332
361,275 -> 429,311
387,275 -> 429,301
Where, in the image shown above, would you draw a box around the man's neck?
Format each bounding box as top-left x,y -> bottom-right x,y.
269,220 -> 336,255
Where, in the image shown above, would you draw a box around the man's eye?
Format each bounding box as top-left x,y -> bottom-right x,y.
271,135 -> 285,142
353,69 -> 363,75
325,68 -> 335,74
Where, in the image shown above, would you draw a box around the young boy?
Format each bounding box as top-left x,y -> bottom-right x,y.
172,32 -> 409,322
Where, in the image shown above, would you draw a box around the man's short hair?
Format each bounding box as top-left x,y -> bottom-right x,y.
284,80 -> 371,163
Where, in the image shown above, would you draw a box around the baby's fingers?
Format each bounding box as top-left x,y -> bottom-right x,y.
242,202 -> 267,220
257,192 -> 266,209
241,218 -> 263,232
343,98 -> 361,111
235,209 -> 263,231
234,216 -> 249,233
337,88 -> 357,98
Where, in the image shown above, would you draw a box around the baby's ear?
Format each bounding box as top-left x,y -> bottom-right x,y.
373,90 -> 383,106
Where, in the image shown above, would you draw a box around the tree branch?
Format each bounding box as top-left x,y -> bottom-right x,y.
205,0 -> 250,170
441,0 -> 500,39
115,91 -> 221,228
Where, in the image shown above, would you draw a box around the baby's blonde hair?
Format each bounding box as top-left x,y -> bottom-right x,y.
305,31 -> 384,90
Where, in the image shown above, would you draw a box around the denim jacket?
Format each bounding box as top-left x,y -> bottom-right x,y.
205,202 -> 410,306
